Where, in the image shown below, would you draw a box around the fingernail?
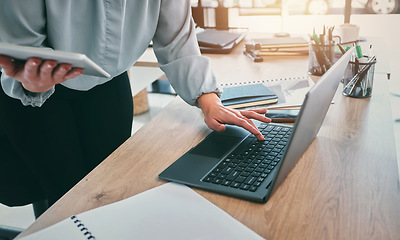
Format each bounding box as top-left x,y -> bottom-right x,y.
62,65 -> 71,72
257,133 -> 265,140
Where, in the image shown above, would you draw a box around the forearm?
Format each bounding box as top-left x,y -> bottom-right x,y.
152,0 -> 222,106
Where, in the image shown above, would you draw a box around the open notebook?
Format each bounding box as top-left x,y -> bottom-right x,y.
20,183 -> 264,240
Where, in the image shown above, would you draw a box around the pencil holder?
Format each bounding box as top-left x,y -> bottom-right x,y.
342,56 -> 377,98
308,42 -> 335,76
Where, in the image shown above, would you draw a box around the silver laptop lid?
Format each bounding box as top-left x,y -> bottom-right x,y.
269,48 -> 354,196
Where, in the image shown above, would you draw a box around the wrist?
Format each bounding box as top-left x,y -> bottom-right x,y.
197,92 -> 221,110
21,82 -> 53,93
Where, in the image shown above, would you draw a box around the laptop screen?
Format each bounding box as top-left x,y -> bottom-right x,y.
269,49 -> 354,196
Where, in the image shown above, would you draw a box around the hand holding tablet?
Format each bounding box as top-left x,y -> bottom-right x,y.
0,42 -> 110,93
0,43 -> 110,77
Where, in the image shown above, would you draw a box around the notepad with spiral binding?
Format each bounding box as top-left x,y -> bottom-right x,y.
220,76 -> 314,109
19,183 -> 263,240
70,216 -> 96,240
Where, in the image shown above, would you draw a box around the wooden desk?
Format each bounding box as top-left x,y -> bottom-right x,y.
17,42 -> 400,240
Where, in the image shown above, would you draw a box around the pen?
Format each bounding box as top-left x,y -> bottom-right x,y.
319,34 -> 325,46
337,44 -> 346,54
328,26 -> 334,44
354,57 -> 359,76
321,25 -> 326,45
368,44 -> 373,57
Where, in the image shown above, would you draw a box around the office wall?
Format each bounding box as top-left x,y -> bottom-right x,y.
228,10 -> 400,91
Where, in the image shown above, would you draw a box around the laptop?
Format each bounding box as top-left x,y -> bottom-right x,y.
159,48 -> 354,203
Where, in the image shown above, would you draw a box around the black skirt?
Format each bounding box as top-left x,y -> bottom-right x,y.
0,72 -> 133,206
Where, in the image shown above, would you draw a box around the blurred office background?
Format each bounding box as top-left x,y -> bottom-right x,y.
1,0 -> 399,232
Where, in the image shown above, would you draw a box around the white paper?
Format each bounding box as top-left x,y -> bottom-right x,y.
20,183 -> 265,240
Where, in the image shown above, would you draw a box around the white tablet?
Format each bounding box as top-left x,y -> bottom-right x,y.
0,42 -> 110,78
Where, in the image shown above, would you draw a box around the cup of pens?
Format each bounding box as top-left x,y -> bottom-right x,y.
308,42 -> 335,76
308,26 -> 337,76
342,50 -> 377,98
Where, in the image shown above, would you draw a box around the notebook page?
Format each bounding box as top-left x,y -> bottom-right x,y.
20,183 -> 265,240
18,217 -> 89,240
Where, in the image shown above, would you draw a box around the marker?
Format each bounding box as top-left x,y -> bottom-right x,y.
355,45 -> 363,59
312,33 -> 321,44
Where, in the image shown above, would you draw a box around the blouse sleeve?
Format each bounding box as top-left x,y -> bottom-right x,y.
151,0 -> 222,106
0,0 -> 54,107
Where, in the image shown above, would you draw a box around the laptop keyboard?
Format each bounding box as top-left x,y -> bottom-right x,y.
202,123 -> 292,192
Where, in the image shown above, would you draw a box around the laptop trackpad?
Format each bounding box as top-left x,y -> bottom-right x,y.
190,130 -> 245,159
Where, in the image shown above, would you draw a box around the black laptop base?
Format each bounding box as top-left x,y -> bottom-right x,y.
159,123 -> 293,203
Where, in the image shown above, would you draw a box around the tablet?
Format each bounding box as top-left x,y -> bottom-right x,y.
0,42 -> 110,78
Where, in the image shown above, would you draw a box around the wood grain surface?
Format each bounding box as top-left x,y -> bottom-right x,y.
17,38 -> 400,240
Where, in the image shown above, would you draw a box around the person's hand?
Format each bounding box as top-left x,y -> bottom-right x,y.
197,92 -> 271,141
0,55 -> 83,93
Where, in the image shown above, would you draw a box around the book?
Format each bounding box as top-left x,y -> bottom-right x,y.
251,37 -> 309,49
256,50 -> 308,56
196,29 -> 243,48
19,183 -> 264,240
221,76 -> 314,109
196,28 -> 246,54
244,37 -> 309,61
221,83 -> 278,109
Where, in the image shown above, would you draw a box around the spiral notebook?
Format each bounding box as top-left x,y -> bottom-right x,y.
221,76 -> 314,109
19,183 -> 264,240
